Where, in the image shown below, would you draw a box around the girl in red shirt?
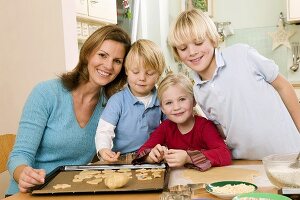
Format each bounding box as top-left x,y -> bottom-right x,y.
133,73 -> 231,171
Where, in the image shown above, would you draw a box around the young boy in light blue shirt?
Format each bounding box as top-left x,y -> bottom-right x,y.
168,9 -> 300,159
95,39 -> 166,162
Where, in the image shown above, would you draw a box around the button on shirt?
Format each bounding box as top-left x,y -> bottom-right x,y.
97,86 -> 164,154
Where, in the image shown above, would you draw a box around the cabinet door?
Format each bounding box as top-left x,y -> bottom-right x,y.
287,0 -> 300,22
76,0 -> 88,15
88,0 -> 117,24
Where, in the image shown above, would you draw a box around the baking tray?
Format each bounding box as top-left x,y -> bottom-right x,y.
30,163 -> 169,195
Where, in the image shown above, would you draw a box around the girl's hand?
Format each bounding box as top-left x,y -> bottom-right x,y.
165,149 -> 189,167
148,144 -> 168,163
99,148 -> 120,162
18,166 -> 45,193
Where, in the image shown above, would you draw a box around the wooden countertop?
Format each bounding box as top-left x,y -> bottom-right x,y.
3,160 -> 279,200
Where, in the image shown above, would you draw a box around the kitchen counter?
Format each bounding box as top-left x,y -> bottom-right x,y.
3,160 -> 278,200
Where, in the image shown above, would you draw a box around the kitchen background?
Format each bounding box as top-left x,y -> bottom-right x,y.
0,0 -> 300,137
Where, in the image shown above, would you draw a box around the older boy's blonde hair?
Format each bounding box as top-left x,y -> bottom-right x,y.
125,39 -> 166,75
157,72 -> 194,103
168,9 -> 220,62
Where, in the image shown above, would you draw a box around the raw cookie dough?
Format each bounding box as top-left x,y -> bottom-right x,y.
183,167 -> 260,183
53,184 -> 71,189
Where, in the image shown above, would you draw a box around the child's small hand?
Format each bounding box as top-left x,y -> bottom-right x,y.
99,148 -> 120,162
165,149 -> 188,167
148,144 -> 168,163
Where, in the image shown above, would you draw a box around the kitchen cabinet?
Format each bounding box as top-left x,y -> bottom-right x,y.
88,0 -> 117,24
76,0 -> 88,15
75,0 -> 117,44
287,0 -> 300,23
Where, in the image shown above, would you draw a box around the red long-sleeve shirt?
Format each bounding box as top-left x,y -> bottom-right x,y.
133,116 -> 232,171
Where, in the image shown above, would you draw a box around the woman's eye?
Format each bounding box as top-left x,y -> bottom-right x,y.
99,53 -> 107,59
115,60 -> 122,65
165,101 -> 172,105
195,42 -> 203,46
179,97 -> 186,101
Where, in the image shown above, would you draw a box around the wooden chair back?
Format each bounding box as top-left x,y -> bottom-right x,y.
0,134 -> 16,173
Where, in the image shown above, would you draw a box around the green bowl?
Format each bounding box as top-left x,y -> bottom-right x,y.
233,192 -> 292,200
205,181 -> 257,200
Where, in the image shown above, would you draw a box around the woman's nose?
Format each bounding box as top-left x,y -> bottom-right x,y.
104,59 -> 113,70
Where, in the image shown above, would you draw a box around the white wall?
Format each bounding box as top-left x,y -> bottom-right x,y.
0,1 -> 78,196
0,0 -> 78,134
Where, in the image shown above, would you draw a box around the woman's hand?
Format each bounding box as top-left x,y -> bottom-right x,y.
99,148 -> 120,162
16,165 -> 46,193
147,144 -> 168,163
164,149 -> 189,167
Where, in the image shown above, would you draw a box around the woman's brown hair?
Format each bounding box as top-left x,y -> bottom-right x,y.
60,25 -> 131,98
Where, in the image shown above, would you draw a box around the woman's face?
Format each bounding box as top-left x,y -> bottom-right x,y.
87,39 -> 126,87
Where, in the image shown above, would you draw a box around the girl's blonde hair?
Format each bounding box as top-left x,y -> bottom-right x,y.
125,39 -> 166,75
157,72 -> 194,103
168,9 -> 220,62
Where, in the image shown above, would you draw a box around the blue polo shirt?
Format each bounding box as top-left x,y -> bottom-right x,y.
100,86 -> 164,153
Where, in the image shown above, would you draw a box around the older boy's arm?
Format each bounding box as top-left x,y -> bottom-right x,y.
272,74 -> 300,133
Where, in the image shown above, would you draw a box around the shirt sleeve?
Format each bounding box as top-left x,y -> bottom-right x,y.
100,93 -> 122,125
95,119 -> 116,156
185,150 -> 212,171
199,119 -> 232,167
7,82 -> 52,176
247,45 -> 279,83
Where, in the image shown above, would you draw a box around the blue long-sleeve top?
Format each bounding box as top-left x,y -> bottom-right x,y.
7,79 -> 105,195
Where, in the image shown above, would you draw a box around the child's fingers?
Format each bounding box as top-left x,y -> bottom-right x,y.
100,149 -> 115,159
149,152 -> 159,162
155,148 -> 164,158
161,146 -> 168,154
114,152 -> 120,159
106,150 -> 118,158
155,144 -> 164,152
105,151 -> 120,162
150,148 -> 163,162
166,149 -> 177,154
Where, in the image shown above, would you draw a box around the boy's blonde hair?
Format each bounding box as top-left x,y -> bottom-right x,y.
157,72 -> 194,103
168,9 -> 220,62
125,39 -> 166,75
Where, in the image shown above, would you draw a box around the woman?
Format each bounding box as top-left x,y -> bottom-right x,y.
6,25 -> 131,195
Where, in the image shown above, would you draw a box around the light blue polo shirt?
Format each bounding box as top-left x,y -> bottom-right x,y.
193,43 -> 300,159
100,85 -> 164,154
